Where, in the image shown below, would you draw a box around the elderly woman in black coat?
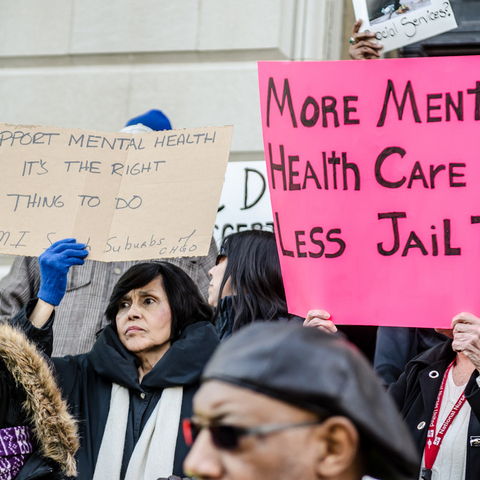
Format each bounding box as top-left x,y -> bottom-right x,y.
389,312 -> 480,480
13,239 -> 219,480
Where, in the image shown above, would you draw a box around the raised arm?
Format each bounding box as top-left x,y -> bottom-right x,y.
29,238 -> 89,328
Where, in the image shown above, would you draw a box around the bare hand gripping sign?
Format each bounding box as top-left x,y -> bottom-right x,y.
352,0 -> 457,53
0,124 -> 233,261
258,56 -> 480,328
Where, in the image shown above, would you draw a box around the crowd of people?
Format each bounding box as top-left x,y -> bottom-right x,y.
0,22 -> 477,480
1,220 -> 479,480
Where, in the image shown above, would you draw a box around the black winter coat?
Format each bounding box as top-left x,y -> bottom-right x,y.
15,453 -> 61,480
389,339 -> 480,480
13,300 -> 219,480
214,295 -> 302,341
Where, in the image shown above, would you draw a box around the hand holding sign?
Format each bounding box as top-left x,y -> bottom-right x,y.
351,0 -> 457,53
38,239 -> 89,306
303,309 -> 337,334
452,313 -> 480,372
349,19 -> 383,59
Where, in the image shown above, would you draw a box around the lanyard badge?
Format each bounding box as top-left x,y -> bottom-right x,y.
423,361 -> 467,479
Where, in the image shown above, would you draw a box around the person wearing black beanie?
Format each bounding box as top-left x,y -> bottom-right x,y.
183,322 -> 419,480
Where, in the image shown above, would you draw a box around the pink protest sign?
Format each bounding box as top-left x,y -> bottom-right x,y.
258,56 -> 480,328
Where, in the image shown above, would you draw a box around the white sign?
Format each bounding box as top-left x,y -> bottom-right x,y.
214,161 -> 274,248
353,0 -> 457,53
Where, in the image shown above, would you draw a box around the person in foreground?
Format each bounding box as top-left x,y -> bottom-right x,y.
12,239 -> 219,480
389,312 -> 480,480
183,321 -> 419,480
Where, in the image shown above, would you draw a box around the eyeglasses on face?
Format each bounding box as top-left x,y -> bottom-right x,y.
182,417 -> 322,450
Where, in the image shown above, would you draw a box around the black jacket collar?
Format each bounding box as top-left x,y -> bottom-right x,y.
87,321 -> 219,390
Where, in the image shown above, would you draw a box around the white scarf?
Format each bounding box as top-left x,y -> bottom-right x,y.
93,383 -> 183,480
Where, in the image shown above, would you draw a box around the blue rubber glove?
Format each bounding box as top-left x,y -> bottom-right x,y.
38,238 -> 89,306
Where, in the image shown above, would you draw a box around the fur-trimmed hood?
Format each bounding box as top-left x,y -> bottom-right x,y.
0,323 -> 79,477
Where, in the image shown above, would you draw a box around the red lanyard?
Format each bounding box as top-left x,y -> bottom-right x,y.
424,360 -> 467,472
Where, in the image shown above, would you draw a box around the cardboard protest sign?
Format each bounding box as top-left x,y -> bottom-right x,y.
352,0 -> 457,53
258,56 -> 480,328
214,161 -> 274,247
0,124 -> 233,261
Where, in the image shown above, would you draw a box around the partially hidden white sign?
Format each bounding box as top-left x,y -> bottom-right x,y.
214,161 -> 274,247
352,0 -> 457,53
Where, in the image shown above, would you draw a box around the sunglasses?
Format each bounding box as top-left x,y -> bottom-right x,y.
183,417 -> 322,450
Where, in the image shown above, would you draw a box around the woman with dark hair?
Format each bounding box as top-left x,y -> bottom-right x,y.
209,230 -> 306,339
209,230 -> 345,345
105,261 -> 213,348
13,239 -> 219,480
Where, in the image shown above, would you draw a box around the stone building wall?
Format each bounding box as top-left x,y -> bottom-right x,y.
0,0 -> 346,273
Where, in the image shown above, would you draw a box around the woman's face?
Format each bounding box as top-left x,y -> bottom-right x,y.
208,255 -> 232,307
116,276 -> 172,362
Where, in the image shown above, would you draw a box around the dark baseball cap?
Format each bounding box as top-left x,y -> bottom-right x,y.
202,321 -> 419,480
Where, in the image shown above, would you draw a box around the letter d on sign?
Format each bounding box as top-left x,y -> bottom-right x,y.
242,168 -> 266,210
